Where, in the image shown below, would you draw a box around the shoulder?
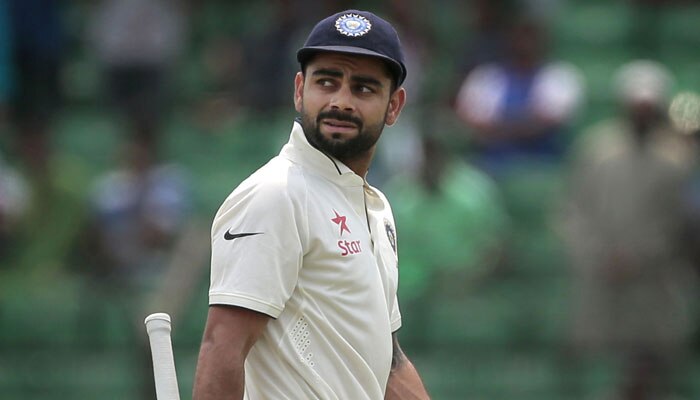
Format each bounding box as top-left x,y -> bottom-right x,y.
213,157 -> 309,224
571,118 -> 632,165
366,184 -> 397,222
533,61 -> 586,102
367,184 -> 391,207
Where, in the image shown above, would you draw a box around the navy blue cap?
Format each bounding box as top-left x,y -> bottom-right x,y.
297,10 -> 407,86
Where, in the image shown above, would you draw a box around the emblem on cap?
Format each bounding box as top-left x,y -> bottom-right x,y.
335,13 -> 372,37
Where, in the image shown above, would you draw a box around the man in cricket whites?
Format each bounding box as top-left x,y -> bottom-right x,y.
193,9 -> 431,400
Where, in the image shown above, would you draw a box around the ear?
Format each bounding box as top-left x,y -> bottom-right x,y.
294,72 -> 304,113
385,87 -> 407,127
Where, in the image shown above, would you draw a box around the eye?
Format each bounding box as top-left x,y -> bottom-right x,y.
317,79 -> 336,88
355,85 -> 375,94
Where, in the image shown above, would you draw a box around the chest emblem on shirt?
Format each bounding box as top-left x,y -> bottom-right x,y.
384,218 -> 397,255
332,210 -> 362,256
331,210 -> 351,236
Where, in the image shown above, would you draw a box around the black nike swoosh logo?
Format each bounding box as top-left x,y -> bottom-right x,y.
224,231 -> 264,241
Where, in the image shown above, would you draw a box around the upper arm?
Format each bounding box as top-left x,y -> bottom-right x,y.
194,305 -> 270,399
200,304 -> 271,360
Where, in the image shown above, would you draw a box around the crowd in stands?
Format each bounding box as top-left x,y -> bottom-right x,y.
1,0 -> 700,399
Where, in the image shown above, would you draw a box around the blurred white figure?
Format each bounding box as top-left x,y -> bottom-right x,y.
563,60 -> 697,400
454,15 -> 584,178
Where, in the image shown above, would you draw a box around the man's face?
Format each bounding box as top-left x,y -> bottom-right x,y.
294,52 -> 405,162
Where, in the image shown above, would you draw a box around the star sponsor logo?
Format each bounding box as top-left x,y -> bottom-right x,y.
331,210 -> 351,236
331,210 -> 362,256
338,239 -> 362,257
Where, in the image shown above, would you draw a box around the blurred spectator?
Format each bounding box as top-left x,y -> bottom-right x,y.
75,128 -> 192,398
561,60 -> 697,400
81,130 -> 191,294
89,0 -> 186,140
194,33 -> 245,131
8,0 -> 65,181
454,14 -> 584,179
386,135 -> 509,302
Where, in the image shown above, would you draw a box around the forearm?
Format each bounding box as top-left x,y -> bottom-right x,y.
385,355 -> 430,400
192,340 -> 245,400
385,334 -> 430,400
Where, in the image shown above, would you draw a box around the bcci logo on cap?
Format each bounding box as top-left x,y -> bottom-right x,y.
335,14 -> 372,37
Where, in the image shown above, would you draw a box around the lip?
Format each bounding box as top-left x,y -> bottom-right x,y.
322,118 -> 357,129
322,119 -> 358,134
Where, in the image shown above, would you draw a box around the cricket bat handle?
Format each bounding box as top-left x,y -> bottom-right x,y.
145,313 -> 181,400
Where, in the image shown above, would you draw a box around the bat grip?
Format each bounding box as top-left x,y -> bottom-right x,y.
145,313 -> 181,400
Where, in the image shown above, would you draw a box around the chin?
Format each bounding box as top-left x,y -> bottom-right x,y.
329,132 -> 349,140
319,129 -> 351,141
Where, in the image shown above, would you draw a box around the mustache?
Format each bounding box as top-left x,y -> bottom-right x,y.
317,110 -> 363,129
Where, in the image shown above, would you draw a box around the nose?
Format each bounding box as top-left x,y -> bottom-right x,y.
329,83 -> 355,112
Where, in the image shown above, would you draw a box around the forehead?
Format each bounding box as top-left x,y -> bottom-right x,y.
305,52 -> 392,81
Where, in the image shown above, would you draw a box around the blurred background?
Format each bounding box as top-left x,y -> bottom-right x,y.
1,0 -> 700,399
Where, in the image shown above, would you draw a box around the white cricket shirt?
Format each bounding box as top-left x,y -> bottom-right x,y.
209,121 -> 402,399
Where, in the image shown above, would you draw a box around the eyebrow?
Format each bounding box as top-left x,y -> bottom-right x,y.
311,68 -> 384,89
312,68 -> 344,79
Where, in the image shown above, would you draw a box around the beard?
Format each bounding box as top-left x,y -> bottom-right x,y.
299,107 -> 387,161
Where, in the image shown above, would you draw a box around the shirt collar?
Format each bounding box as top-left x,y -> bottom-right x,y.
280,120 -> 366,187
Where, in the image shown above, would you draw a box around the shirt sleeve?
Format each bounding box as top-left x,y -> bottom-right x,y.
390,294 -> 402,333
378,189 -> 402,333
208,169 -> 306,318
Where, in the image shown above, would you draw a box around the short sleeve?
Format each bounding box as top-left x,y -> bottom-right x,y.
383,195 -> 402,333
390,293 -> 402,332
208,168 -> 306,318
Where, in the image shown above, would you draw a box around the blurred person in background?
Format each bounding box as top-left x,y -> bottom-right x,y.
89,0 -> 186,143
82,130 -> 192,295
385,135 -> 509,342
7,0 -> 64,184
3,0 -> 89,277
75,128 -> 193,399
561,60 -> 698,400
454,13 -> 584,179
454,10 -> 584,285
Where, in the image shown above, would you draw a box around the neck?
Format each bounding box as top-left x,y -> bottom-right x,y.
338,147 -> 375,178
